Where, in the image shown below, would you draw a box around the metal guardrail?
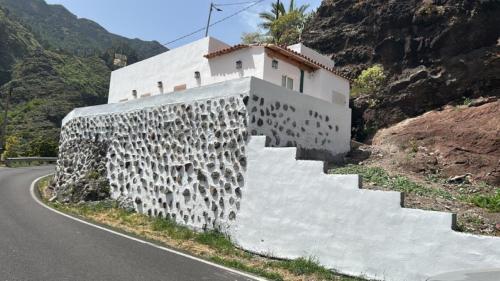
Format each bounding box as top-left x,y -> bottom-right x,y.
5,157 -> 58,167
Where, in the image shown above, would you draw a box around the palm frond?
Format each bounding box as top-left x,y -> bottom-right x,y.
259,11 -> 276,21
297,4 -> 310,14
289,0 -> 296,12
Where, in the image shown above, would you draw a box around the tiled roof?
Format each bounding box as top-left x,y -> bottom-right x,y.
203,43 -> 353,82
203,44 -> 250,59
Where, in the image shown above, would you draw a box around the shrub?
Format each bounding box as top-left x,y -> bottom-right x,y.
28,136 -> 58,156
352,64 -> 387,96
2,135 -> 22,158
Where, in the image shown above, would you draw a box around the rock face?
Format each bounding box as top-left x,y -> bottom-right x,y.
53,139 -> 110,203
302,0 -> 500,140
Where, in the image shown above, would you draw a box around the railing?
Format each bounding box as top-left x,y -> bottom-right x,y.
4,157 -> 58,167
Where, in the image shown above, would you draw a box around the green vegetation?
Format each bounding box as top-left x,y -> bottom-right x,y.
150,217 -> 195,240
269,10 -> 308,45
329,164 -> 453,199
1,50 -> 110,157
272,257 -> 367,280
38,177 -> 370,281
241,0 -> 310,45
241,31 -> 267,44
330,164 -> 500,215
0,0 -> 166,59
210,256 -> 285,281
351,65 -> 387,96
273,257 -> 334,279
0,0 -> 167,158
469,190 -> 500,212
195,231 -> 237,255
461,97 -> 473,106
0,6 -> 41,85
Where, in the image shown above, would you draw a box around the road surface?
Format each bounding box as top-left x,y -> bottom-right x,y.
0,166 -> 259,281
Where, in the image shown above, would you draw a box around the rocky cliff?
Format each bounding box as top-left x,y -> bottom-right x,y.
302,0 -> 500,140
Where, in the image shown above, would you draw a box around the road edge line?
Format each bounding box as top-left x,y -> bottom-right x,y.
30,174 -> 266,281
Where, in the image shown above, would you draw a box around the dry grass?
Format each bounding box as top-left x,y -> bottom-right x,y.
37,176 -> 369,281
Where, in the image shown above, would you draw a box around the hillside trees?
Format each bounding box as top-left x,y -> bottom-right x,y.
0,0 -> 166,157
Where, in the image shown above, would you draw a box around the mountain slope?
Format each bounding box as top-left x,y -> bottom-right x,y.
0,0 -> 167,59
302,0 -> 500,140
0,6 -> 40,85
1,48 -> 111,157
0,0 -> 172,157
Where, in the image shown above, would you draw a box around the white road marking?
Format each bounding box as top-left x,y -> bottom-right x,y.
30,174 -> 266,281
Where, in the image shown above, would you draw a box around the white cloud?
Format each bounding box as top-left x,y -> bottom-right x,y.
240,2 -> 268,32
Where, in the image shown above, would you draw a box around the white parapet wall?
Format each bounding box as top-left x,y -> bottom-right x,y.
232,136 -> 500,281
57,77 -> 500,281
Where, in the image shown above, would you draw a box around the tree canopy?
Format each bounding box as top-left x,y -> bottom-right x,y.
242,0 -> 310,45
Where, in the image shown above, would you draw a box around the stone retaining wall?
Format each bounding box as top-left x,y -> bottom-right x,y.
56,78 -> 500,281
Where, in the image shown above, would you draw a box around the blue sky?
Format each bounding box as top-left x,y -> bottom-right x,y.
45,0 -> 322,49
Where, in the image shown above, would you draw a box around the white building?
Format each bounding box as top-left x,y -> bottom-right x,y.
108,37 -> 351,105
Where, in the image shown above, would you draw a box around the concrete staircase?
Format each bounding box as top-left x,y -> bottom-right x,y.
228,136 -> 500,281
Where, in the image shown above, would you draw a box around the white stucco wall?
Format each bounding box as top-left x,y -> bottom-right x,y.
262,51 -> 301,92
304,69 -> 350,106
230,136 -> 500,281
206,46 -> 265,84
109,37 -> 206,103
248,78 -> 351,158
261,49 -> 350,104
59,78 -> 500,281
108,37 -> 350,105
288,43 -> 335,69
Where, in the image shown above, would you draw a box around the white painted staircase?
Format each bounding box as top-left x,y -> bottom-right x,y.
228,136 -> 500,281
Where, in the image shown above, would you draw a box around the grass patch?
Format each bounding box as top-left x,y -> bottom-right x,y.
37,176 -> 371,281
468,190 -> 500,212
195,231 -> 236,255
271,257 -> 366,281
211,256 -> 284,281
151,217 -> 195,240
329,164 -> 452,199
274,257 -> 333,279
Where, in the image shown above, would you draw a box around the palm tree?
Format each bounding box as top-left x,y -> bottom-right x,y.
258,1 -> 285,30
287,0 -> 309,14
258,0 -> 310,43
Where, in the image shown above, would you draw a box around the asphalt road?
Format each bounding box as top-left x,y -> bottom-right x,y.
0,166 -> 259,281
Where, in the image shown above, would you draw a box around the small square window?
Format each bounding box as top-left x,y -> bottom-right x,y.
235,60 -> 242,69
157,81 -> 163,88
281,75 -> 287,87
272,59 -> 279,69
132,90 -> 137,99
194,71 -> 201,79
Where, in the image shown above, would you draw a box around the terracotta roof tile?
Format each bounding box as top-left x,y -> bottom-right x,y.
204,44 -> 353,82
203,44 -> 249,59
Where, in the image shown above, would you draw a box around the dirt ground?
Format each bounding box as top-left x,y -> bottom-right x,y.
373,98 -> 499,185
346,99 -> 500,236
